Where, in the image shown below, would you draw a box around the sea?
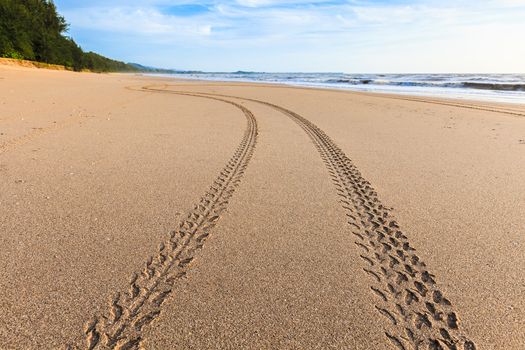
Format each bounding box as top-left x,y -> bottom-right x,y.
150,72 -> 525,104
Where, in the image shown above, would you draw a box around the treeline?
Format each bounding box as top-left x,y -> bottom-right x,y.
0,0 -> 138,72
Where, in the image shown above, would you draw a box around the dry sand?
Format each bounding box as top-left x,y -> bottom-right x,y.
1,64 -> 525,349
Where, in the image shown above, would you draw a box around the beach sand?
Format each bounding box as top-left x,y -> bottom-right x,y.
1,64 -> 524,349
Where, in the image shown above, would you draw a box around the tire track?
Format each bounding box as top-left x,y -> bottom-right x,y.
68,93 -> 257,350
145,86 -> 477,350
269,105 -> 477,350
381,94 -> 525,118
0,115 -> 91,155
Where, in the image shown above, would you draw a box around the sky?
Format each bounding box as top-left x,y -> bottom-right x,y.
53,0 -> 525,73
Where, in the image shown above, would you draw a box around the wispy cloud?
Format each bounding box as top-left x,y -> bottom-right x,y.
54,0 -> 525,72
64,6 -> 213,36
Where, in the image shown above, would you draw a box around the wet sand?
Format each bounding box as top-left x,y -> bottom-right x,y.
1,64 -> 525,349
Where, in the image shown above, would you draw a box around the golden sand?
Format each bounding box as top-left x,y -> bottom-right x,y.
1,64 -> 525,349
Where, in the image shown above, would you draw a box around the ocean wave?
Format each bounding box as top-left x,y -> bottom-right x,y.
323,78 -> 525,91
151,72 -> 525,103
462,82 -> 525,91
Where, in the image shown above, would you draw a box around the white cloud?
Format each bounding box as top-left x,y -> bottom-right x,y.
234,0 -> 336,7
63,6 -> 214,37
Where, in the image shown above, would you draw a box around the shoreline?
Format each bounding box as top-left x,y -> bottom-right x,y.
2,58 -> 523,107
139,73 -> 525,115
143,72 -> 525,106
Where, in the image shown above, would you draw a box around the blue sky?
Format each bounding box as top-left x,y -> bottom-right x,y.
54,0 -> 525,72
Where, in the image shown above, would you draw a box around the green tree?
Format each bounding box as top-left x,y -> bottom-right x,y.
0,0 -> 138,72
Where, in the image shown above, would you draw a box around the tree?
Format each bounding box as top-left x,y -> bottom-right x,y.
0,0 -> 138,72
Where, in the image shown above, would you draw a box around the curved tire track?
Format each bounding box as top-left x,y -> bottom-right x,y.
380,94 -> 525,118
145,85 -> 477,350
0,115 -> 91,155
69,92 -> 258,350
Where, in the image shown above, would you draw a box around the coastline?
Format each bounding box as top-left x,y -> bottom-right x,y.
2,65 -> 525,349
141,73 -> 525,113
145,72 -> 525,105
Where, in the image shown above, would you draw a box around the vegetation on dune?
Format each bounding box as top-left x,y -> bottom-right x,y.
0,0 -> 138,72
82,52 -> 139,73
